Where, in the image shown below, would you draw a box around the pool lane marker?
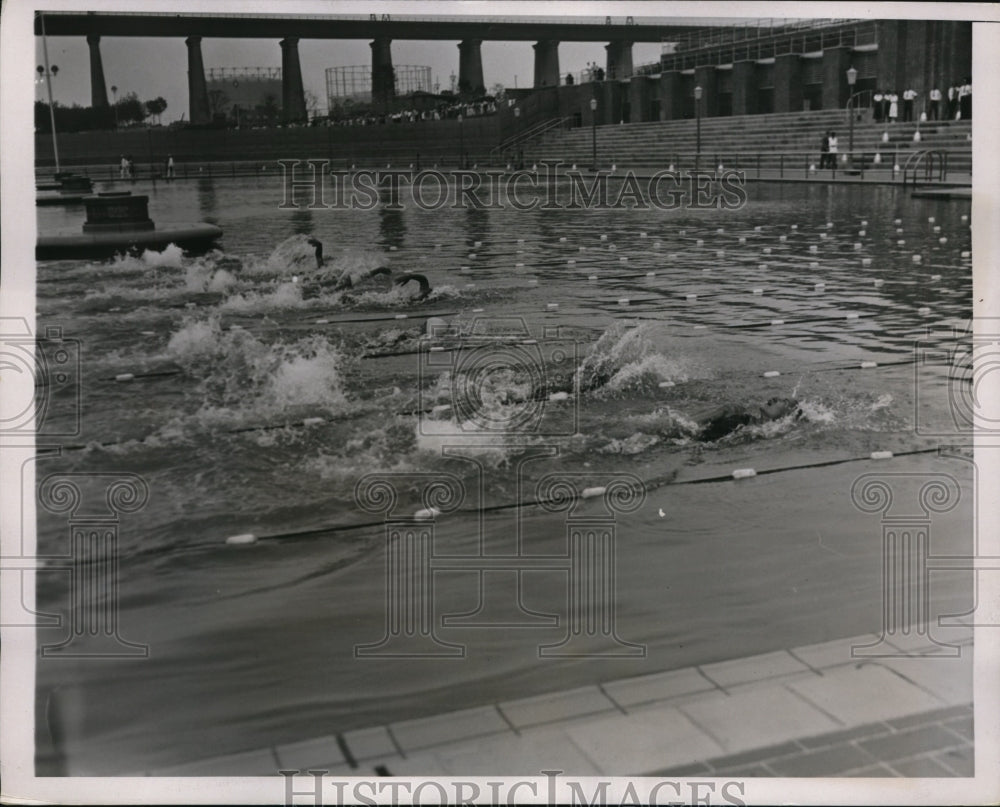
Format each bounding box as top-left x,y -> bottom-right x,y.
222,448 -> 945,543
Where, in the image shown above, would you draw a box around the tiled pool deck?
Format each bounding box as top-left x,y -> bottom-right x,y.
151,626 -> 974,778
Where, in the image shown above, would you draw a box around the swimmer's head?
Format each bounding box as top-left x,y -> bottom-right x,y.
761,397 -> 798,420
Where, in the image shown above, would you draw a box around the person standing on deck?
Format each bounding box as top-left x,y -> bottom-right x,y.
888,92 -> 899,123
928,87 -> 941,120
902,88 -> 917,122
873,90 -> 884,122
827,132 -> 839,167
820,131 -> 830,168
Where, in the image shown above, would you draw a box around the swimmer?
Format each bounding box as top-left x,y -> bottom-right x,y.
394,272 -> 433,300
694,397 -> 802,442
305,238 -> 392,290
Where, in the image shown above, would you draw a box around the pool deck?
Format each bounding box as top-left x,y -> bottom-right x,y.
148,623 -> 975,778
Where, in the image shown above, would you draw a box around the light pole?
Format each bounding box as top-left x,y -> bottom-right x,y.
846,66 -> 857,171
513,106 -> 521,168
590,97 -> 598,171
37,12 -> 60,172
694,85 -> 702,173
111,84 -> 119,129
457,113 -> 464,169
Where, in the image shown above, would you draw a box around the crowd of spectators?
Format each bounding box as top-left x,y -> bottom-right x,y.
326,96 -> 505,127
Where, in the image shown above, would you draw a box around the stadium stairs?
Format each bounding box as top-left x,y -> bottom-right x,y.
521,109 -> 972,178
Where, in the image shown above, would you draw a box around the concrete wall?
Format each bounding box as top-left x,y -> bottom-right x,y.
36,117 -> 502,167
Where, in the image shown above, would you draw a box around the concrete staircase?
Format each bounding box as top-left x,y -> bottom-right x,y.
522,109 -> 972,177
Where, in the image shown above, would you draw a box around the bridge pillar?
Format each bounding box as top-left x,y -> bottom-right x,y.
185,36 -> 211,126
532,40 -> 560,88
773,53 -> 803,113
605,41 -> 633,81
457,39 -> 485,97
370,37 -> 395,111
280,37 -> 307,123
86,35 -> 109,108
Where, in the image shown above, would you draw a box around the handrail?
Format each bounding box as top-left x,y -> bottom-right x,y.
491,116 -> 571,158
901,149 -> 949,186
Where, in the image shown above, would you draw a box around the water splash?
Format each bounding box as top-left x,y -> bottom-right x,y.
165,314 -> 350,427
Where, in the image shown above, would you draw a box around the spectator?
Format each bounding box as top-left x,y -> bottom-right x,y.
902,88 -> 917,122
820,131 -> 830,168
827,131 -> 838,167
166,154 -> 175,179
873,90 -> 883,122
928,87 -> 941,120
887,91 -> 899,123
566,72 -> 574,85
959,79 -> 971,120
947,84 -> 959,120
119,154 -> 128,179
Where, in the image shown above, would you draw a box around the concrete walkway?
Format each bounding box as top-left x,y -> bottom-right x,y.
151,624 -> 973,777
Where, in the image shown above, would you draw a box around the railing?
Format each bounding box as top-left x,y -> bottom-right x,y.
491,117 -> 572,161
902,149 -> 949,186
35,149 -> 969,184
659,20 -> 878,72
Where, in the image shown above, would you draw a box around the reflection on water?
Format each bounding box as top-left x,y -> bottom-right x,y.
32,175 -> 974,774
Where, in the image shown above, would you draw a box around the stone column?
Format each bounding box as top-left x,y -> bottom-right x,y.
86,35 -> 109,108
605,40 -> 633,81
823,46 -> 853,111
370,37 -> 395,111
280,37 -> 308,123
773,53 -> 803,113
533,40 -> 560,88
185,36 -> 211,125
629,75 -> 653,122
457,39 -> 485,96
731,60 -> 757,116
658,71 -> 683,121
694,64 -> 718,117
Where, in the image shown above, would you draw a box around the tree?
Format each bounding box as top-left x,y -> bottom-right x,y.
304,90 -> 320,120
206,90 -> 228,117
115,91 -> 145,126
144,96 -> 168,124
259,94 -> 279,126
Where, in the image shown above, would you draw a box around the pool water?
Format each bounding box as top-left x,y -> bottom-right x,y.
33,175 -> 975,774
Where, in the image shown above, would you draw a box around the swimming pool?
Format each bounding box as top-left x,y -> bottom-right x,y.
33,175 -> 975,774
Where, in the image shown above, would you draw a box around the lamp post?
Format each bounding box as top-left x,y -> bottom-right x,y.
513,106 -> 521,169
111,84 -> 119,129
694,85 -> 703,173
590,97 -> 598,171
37,12 -> 60,172
457,113 -> 464,169
846,66 -> 857,171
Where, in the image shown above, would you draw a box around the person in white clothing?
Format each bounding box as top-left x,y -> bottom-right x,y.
888,92 -> 899,123
928,87 -> 941,120
902,88 -> 917,122
827,132 -> 838,168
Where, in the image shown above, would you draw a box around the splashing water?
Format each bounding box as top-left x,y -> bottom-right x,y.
165,314 -> 350,426
576,322 -> 689,396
